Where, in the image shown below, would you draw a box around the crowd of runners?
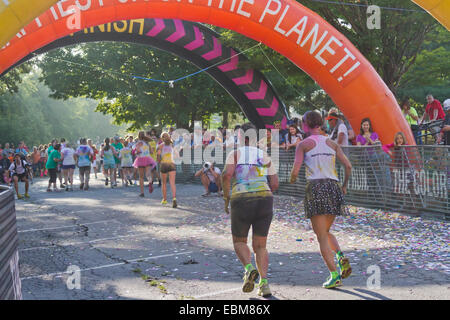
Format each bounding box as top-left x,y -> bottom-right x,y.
0,130 -> 178,207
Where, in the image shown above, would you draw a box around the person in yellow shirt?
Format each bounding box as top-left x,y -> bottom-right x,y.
147,130 -> 161,187
157,132 -> 178,208
400,99 -> 420,144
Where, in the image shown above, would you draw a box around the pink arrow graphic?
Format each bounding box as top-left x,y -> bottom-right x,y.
202,37 -> 222,61
184,26 -> 204,51
218,49 -> 239,72
232,69 -> 254,86
257,97 -> 279,117
166,19 -> 186,43
246,80 -> 267,100
147,19 -> 165,37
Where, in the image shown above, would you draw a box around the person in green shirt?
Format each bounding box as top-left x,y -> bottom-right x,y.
47,139 -> 57,155
111,136 -> 124,187
46,143 -> 62,192
401,99 -> 420,144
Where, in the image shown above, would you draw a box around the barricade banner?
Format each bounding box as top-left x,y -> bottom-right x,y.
0,187 -> 22,300
174,145 -> 449,217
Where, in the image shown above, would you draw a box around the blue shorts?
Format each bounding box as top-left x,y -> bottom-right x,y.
104,163 -> 115,170
208,182 -> 219,193
62,165 -> 76,170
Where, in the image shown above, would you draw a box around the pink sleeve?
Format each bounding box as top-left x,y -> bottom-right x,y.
382,143 -> 394,154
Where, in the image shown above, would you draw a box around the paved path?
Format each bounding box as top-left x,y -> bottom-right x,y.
13,175 -> 450,300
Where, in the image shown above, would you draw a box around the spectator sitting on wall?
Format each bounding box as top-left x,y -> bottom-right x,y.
195,161 -> 222,197
356,118 -> 380,146
326,112 -> 349,146
437,100 -> 450,145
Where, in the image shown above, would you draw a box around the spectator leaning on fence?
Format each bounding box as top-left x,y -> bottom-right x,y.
382,132 -> 408,157
328,108 -> 355,145
437,100 -> 450,145
356,118 -> 380,146
285,124 -> 303,151
420,94 -> 445,124
326,112 -> 349,146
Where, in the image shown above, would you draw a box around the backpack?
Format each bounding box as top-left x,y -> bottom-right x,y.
12,159 -> 29,174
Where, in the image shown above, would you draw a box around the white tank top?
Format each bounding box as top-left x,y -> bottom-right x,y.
304,135 -> 338,181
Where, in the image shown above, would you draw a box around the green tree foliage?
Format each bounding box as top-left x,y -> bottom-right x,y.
38,42 -> 241,130
0,70 -> 123,147
397,26 -> 450,110
0,65 -> 31,94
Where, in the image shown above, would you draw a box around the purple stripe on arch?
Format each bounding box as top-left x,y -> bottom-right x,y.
232,69 -> 253,86
257,97 -> 279,117
246,80 -> 267,100
184,26 -> 204,51
202,37 -> 222,60
147,19 -> 165,37
166,19 -> 186,43
218,49 -> 239,72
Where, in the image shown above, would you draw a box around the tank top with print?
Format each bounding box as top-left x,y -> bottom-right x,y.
103,148 -> 115,166
304,135 -> 338,181
231,146 -> 271,197
160,144 -> 174,164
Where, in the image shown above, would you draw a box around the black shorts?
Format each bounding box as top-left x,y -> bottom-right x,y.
160,163 -> 176,174
230,195 -> 273,238
48,168 -> 57,183
13,173 -> 27,182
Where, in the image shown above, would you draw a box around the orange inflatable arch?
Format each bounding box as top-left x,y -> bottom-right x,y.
0,0 -> 417,144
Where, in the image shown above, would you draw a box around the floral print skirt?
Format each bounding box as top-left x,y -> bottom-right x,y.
304,179 -> 347,219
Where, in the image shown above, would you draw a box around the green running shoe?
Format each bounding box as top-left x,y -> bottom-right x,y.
322,274 -> 342,289
242,267 -> 259,293
257,283 -> 272,298
337,255 -> 352,279
161,199 -> 168,205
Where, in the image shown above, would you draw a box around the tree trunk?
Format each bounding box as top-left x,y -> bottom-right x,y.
222,111 -> 229,129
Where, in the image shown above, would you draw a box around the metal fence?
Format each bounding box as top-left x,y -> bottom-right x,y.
0,186 -> 22,300
174,145 -> 450,218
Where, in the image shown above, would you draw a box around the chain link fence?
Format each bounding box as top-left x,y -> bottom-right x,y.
174,144 -> 449,219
